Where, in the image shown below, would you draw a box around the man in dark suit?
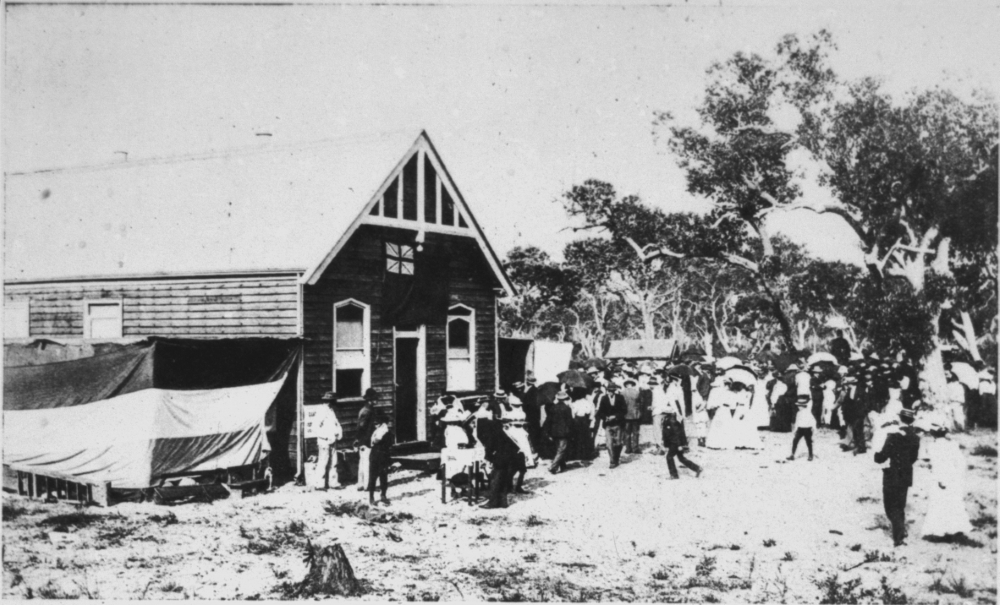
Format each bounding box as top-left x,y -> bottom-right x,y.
663,410 -> 701,479
517,377 -> 542,453
874,408 -> 921,546
829,330 -> 852,366
477,413 -> 520,509
354,388 -> 379,492
595,383 -> 628,468
544,391 -> 574,474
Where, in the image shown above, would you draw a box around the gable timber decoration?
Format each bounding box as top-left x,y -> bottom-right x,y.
304,132 -> 515,297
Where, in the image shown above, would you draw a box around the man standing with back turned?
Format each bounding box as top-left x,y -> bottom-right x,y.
874,407 -> 921,546
355,388 -> 378,492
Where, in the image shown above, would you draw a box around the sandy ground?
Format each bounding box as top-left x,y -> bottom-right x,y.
3,427 -> 997,602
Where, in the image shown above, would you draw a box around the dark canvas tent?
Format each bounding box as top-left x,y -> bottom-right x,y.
4,337 -> 299,489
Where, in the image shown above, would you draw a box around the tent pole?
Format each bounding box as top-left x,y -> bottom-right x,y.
296,343 -> 305,482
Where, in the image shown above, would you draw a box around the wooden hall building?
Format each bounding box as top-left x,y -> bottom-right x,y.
4,130 -> 515,475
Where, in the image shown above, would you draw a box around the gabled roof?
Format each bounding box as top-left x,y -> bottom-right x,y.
5,130 -> 514,295
605,339 -> 677,360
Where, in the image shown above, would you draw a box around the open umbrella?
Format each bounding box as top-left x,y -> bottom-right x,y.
715,356 -> 743,371
949,362 -> 979,389
807,352 -> 838,366
724,366 -> 758,387
536,381 -> 562,407
666,364 -> 696,377
557,369 -> 595,390
581,358 -> 610,371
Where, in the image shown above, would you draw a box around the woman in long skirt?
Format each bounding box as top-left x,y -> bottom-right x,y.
705,384 -> 738,450
919,423 -> 973,539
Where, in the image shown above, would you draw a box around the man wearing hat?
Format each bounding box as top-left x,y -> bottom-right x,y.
544,391 -> 574,474
354,388 -> 379,492
314,392 -> 344,490
663,409 -> 701,479
874,407 -> 921,546
622,378 -> 643,454
515,376 -> 542,453
787,386 -> 817,461
595,382 -> 628,468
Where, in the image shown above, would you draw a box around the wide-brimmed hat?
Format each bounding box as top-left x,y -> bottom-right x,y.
510,397 -> 523,406
512,380 -> 525,389
586,366 -> 600,374
624,378 -> 637,386
364,388 -> 378,402
526,375 -> 538,385
493,388 -> 507,398
555,391 -> 570,401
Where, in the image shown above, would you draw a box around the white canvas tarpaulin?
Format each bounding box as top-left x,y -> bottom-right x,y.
530,341 -> 574,384
4,380 -> 284,489
3,337 -> 299,489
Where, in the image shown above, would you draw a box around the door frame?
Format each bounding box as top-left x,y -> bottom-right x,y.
392,325 -> 426,442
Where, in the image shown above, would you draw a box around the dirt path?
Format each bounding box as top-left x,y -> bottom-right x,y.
3,428 -> 997,602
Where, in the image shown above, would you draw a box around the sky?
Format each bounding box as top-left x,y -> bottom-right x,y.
4,1 -> 998,270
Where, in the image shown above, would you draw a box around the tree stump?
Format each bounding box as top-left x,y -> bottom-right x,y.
296,541 -> 362,597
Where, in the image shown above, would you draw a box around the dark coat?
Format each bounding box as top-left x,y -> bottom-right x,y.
357,404 -> 377,446
874,428 -> 921,486
476,418 -> 519,464
661,418 -> 687,448
544,402 -> 574,439
595,393 -> 628,428
521,387 -> 541,427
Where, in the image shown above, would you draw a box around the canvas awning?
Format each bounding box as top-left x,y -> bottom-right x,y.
3,337 -> 299,489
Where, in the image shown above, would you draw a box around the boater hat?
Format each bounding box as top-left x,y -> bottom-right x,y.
493,388 -> 507,398
512,380 -> 525,389
555,391 -> 570,401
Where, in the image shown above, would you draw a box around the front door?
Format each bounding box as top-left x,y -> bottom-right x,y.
395,337 -> 420,443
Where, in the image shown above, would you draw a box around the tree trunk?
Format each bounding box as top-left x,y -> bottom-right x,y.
296,542 -> 362,597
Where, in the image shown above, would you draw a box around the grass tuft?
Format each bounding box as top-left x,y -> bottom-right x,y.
929,575 -> 975,598
971,445 -> 998,458
524,514 -> 545,527
763,538 -> 776,547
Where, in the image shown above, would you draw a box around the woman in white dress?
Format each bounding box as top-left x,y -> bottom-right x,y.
919,420 -> 973,539
727,367 -> 762,449
706,379 -> 739,450
687,377 -> 711,447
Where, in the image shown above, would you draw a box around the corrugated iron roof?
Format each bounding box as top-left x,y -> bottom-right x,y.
5,130 -> 418,281
604,339 -> 676,360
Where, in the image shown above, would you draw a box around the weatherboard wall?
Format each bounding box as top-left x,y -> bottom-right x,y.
3,274 -> 301,339
302,223 -> 500,444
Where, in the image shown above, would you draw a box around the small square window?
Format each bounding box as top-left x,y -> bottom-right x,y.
336,369 -> 363,398
386,242 -> 414,275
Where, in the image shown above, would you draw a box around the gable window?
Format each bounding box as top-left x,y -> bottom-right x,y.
386,243 -> 414,275
447,305 -> 476,391
84,301 -> 123,339
334,300 -> 370,399
4,300 -> 30,339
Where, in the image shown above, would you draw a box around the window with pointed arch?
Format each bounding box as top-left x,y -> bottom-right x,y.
447,304 -> 476,391
334,299 -> 370,399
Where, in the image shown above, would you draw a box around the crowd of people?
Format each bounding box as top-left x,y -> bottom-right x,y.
312,336 -> 995,548
423,334 -> 995,546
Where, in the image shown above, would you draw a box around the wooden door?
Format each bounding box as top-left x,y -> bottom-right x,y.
395,338 -> 420,443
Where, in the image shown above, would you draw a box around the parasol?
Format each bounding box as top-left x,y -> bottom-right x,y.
536,381 -> 562,407
666,364 -> 696,377
724,366 -> 758,387
807,352 -> 838,366
715,356 -> 743,370
949,362 -> 979,389
557,369 -> 595,390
